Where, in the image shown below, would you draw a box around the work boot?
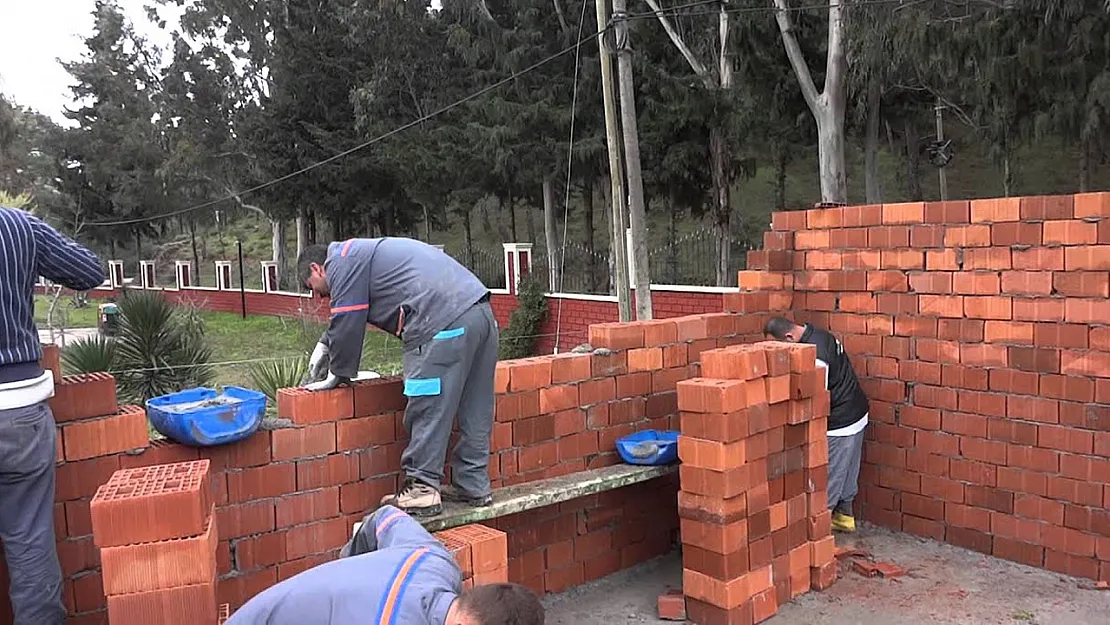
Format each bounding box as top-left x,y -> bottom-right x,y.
441,484 -> 493,508
831,511 -> 856,533
380,478 -> 442,517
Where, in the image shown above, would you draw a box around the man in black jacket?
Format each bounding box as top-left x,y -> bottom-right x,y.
765,317 -> 869,533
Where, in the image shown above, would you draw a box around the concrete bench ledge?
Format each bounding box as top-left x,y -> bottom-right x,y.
421,463 -> 677,532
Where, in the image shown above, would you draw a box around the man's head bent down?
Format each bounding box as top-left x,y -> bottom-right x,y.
297,244 -> 330,297
448,582 -> 545,625
764,316 -> 804,343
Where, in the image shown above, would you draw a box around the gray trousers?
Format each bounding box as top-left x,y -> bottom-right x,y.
0,402 -> 65,625
827,427 -> 866,516
401,301 -> 499,498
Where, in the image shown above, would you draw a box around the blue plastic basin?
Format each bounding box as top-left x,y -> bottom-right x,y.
146,386 -> 267,447
616,429 -> 680,466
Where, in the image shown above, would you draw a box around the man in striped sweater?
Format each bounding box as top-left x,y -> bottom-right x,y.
0,206 -> 105,625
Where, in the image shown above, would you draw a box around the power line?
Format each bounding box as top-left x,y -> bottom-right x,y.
83,29 -> 605,228
627,0 -> 934,20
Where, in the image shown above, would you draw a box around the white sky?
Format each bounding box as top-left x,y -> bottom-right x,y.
0,0 -> 180,126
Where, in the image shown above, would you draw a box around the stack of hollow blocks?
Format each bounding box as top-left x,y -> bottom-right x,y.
675,341 -> 837,625
91,459 -> 221,624
434,525 -> 509,589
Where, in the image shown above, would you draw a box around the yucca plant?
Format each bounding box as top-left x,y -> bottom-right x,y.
247,356 -> 308,404
62,334 -> 116,375
112,291 -> 215,403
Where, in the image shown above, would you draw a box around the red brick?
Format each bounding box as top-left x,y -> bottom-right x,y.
657,589 -> 686,621
926,249 -> 960,270
970,197 -> 1020,222
1075,191 -> 1110,218
351,378 -> 406,417
49,372 -> 118,422
702,346 -> 769,381
880,249 -> 925,270
993,537 -> 1045,568
946,525 -> 993,555
550,354 -> 592,384
284,516 -> 349,560
1043,219 -> 1097,245
275,487 -> 340,528
506,358 -> 554,391
217,501 -> 276,539
1065,245 -> 1110,270
277,386 -> 354,424
450,524 -> 507,574
882,202 -> 925,225
1034,323 -> 1089,349
989,370 -> 1038,398
90,460 -> 211,548
992,222 -> 1042,246
588,323 -> 644,350
297,453 -> 359,490
62,406 -> 149,462
107,582 -> 217,625
271,423 -> 336,461
1020,195 -> 1074,220
1009,445 -> 1060,473
794,230 -> 831,250
336,415 -> 394,452
944,224 -> 991,247
908,272 -> 952,294
681,465 -> 751,499
228,462 -> 296,502
963,247 -> 1012,270
919,295 -> 962,318
1013,298 -> 1065,322
101,509 -> 217,595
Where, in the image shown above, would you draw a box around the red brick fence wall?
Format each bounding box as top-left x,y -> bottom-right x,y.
739,193 -> 1110,583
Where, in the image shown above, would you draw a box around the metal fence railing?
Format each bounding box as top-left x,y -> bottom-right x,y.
648,227 -> 750,287
442,245 -> 506,291
532,242 -> 611,295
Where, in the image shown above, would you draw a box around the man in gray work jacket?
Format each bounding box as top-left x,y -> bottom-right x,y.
0,206 -> 105,625
297,238 -> 499,517
226,504 -> 544,625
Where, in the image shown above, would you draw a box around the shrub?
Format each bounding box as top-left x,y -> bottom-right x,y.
62,334 -> 116,375
499,276 -> 548,360
248,357 -> 308,403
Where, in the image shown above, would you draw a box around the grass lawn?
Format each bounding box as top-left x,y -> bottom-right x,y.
36,295 -> 404,389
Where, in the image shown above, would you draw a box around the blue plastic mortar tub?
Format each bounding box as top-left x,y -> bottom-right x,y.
616,429 -> 680,466
146,386 -> 267,447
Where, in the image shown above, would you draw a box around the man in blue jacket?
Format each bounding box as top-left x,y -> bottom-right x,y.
0,206 -> 105,625
297,239 -> 499,517
226,505 -> 545,625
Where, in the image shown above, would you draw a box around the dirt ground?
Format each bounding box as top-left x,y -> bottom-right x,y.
542,525 -> 1109,624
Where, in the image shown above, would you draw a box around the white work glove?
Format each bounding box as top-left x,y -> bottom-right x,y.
304,372 -> 341,392
305,341 -> 329,383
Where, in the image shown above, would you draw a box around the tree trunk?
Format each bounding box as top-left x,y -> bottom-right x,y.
1002,151 -> 1013,198
507,192 -> 518,241
296,210 -> 308,258
864,75 -> 883,204
774,147 -> 789,210
904,122 -> 923,201
462,206 -> 474,268
423,204 -> 432,242
710,124 -> 731,287
527,201 -> 538,247
583,178 -> 596,292
189,220 -> 200,279
271,219 -> 287,289
816,105 -> 848,205
603,174 -> 616,296
667,200 -> 679,284
1079,137 -> 1091,193
543,178 -> 559,291
133,229 -> 142,268
306,210 -> 317,244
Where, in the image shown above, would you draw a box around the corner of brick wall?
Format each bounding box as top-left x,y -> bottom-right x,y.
753,194 -> 1110,583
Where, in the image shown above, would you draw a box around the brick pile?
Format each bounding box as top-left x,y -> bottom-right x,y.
91,460 -> 219,624
676,342 -> 836,625
434,524 -> 509,589
732,194 -> 1110,583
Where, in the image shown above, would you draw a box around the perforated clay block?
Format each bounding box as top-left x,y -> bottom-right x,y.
90,459 -> 212,548
449,524 -> 507,575
100,505 -> 218,595
106,581 -> 218,625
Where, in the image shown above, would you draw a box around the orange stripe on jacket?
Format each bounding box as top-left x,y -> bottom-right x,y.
378,547 -> 430,625
340,239 -> 355,257
331,303 -> 369,314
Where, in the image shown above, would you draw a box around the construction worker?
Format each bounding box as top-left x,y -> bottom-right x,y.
0,206 -> 105,625
764,316 -> 869,533
297,239 -> 498,517
226,505 -> 545,624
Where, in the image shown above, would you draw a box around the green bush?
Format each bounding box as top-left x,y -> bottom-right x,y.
62,291 -> 215,404
499,276 -> 548,360
62,334 -> 116,375
248,357 -> 308,404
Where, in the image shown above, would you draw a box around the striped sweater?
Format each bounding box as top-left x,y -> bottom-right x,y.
0,207 -> 105,385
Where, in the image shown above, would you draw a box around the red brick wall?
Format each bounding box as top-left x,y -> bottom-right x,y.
739,193 -> 1110,583
37,309 -> 770,623
68,286 -> 724,354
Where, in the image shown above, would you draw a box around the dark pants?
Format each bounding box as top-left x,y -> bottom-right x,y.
400,301 -> 499,498
0,402 -> 64,625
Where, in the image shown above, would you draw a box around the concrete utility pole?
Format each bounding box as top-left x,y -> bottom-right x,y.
935,98 -> 948,201
595,0 -> 632,322
611,0 -> 653,320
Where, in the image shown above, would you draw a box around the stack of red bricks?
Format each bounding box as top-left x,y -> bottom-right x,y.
91,460 -> 219,624
675,342 -> 836,625
434,524 -> 509,589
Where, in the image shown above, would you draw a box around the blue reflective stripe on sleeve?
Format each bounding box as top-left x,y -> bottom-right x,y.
433,327 -> 465,340
403,378 -> 442,397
